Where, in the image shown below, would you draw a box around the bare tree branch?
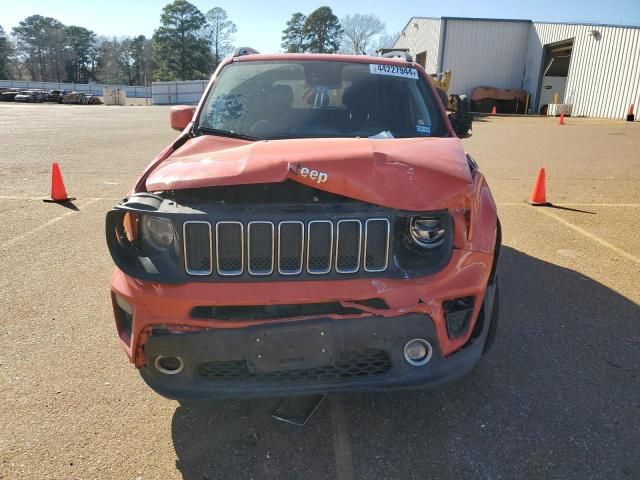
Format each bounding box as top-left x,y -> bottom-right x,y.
340,14 -> 385,55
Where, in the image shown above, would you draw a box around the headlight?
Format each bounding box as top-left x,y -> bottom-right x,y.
409,217 -> 446,248
142,215 -> 175,250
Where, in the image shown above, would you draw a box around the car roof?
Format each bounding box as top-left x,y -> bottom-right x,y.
232,53 -> 419,69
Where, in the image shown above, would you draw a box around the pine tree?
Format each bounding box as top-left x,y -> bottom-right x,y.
281,13 -> 307,53
302,7 -> 342,54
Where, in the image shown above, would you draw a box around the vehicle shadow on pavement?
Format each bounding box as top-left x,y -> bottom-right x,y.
171,246 -> 640,480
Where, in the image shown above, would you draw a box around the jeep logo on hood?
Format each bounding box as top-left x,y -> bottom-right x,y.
297,166 -> 328,184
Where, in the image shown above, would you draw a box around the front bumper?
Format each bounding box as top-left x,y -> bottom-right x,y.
139,281 -> 497,400
111,248 -> 494,360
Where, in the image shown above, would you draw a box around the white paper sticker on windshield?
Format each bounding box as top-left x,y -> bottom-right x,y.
369,64 -> 418,79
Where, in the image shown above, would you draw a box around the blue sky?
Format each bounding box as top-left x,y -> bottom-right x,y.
2,0 -> 639,52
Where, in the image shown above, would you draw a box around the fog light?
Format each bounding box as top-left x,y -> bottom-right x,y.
403,339 -> 433,366
154,356 -> 184,375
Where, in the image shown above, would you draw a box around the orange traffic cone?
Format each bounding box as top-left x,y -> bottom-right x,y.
491,106 -> 497,115
43,162 -> 75,203
527,167 -> 551,206
559,112 -> 565,125
627,104 -> 635,122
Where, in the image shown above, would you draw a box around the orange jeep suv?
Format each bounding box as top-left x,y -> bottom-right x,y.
106,49 -> 500,399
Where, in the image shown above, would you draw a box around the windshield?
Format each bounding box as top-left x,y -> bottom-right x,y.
197,60 -> 448,140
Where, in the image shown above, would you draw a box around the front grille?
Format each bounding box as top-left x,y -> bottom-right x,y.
183,221 -> 212,275
183,217 -> 390,278
336,220 -> 362,273
198,349 -> 392,383
216,222 -> 243,275
278,221 -> 304,275
364,219 -> 390,272
248,222 -> 274,275
307,221 -> 333,274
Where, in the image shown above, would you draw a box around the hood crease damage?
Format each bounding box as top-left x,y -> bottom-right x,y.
144,136 -> 472,211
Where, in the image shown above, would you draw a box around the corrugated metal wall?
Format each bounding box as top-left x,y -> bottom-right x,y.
393,18 -> 442,74
525,22 -> 640,118
441,19 -> 531,97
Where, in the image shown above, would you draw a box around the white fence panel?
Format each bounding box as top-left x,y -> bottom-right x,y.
0,79 -> 151,98
1,78 -> 212,103
152,80 -> 209,105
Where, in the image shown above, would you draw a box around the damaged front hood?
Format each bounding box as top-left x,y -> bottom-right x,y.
145,136 -> 473,210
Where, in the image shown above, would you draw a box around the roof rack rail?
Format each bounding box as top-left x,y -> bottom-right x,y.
233,47 -> 260,57
381,51 -> 413,62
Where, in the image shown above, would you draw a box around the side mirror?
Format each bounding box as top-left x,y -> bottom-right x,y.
170,105 -> 196,131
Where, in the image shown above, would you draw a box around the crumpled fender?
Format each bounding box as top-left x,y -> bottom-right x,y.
144,136 -> 473,211
448,171 -> 498,255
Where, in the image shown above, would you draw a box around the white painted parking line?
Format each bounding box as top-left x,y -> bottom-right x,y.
497,201 -> 640,264
330,397 -> 355,480
535,207 -> 640,265
0,198 -> 103,250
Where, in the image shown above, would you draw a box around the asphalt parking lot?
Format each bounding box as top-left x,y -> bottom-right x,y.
1,104 -> 639,480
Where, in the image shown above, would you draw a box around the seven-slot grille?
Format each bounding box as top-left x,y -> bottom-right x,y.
183,218 -> 390,277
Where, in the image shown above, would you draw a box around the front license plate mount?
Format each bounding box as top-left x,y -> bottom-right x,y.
246,323 -> 334,373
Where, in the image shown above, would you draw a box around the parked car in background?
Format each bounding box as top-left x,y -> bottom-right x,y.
13,91 -> 31,102
0,89 -> 21,102
62,91 -> 88,104
14,90 -> 45,103
86,95 -> 103,105
46,90 -> 67,103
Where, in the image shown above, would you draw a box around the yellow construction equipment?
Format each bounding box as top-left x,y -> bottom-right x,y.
431,70 -> 452,94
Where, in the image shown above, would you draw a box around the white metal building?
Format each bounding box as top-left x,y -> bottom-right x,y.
393,17 -> 640,119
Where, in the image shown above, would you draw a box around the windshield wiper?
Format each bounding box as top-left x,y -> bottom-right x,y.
196,126 -> 259,141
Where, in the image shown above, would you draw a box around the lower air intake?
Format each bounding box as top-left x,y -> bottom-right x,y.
198,349 -> 391,383
443,296 -> 475,339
